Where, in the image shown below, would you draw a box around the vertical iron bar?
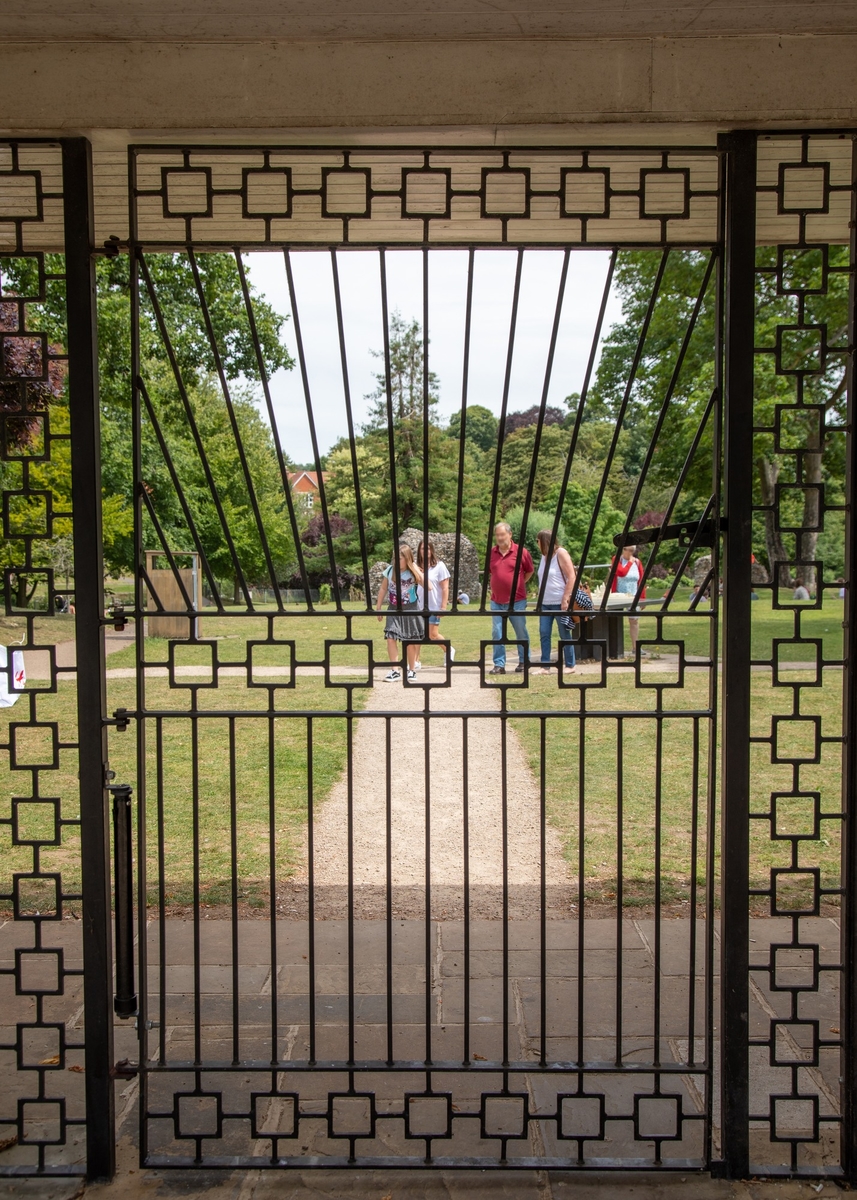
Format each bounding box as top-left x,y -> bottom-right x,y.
110,785 -> 137,1018
841,132 -> 857,1186
615,716 -> 624,1067
283,251 -> 342,607
330,250 -> 373,606
462,717 -> 471,1065
385,717 -> 394,1065
539,718 -> 547,1068
61,136 -> 115,1182
481,249 -> 524,610
268,714 -> 279,1062
451,249 -> 475,607
307,717 -> 317,1066
229,719 -> 240,1065
718,128 -> 757,1180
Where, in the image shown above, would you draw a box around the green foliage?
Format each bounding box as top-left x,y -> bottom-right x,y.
503,507 -> 567,559
544,479 -> 628,567
497,424 -> 571,512
319,583 -> 332,604
2,251 -> 294,584
140,372 -> 295,598
447,404 -> 498,453
363,310 -> 439,430
324,315 -> 492,565
324,424 -> 491,565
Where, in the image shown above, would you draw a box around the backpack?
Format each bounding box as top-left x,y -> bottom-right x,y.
560,583 -> 594,632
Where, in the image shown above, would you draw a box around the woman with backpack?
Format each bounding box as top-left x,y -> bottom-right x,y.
534,529 -> 577,675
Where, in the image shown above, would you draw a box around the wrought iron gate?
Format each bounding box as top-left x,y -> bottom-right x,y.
0,132 -> 855,1182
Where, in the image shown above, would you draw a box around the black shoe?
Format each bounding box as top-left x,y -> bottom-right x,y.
489,665 -> 506,675
515,663 -> 526,673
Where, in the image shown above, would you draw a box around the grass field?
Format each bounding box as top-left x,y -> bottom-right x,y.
3,675 -> 362,911
2,588 -> 845,914
509,665 -> 844,909
100,587 -> 845,672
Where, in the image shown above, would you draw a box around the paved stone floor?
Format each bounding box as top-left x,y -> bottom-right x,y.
1,915 -> 846,1198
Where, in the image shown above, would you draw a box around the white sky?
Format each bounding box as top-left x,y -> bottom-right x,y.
243,249 -> 623,465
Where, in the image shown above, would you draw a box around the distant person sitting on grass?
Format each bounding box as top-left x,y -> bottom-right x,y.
488,522 -> 532,674
793,583 -> 811,602
376,543 -> 424,683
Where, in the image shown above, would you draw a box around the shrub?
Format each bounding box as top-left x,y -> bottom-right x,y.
504,507 -> 568,558
319,583 -> 332,604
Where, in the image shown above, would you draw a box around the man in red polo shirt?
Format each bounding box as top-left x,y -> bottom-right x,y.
488,521 -> 533,673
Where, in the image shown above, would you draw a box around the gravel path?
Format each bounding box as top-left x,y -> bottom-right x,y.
289,663 -> 575,920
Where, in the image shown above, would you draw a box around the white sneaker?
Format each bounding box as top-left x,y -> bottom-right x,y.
450,646 -> 456,662
407,669 -> 416,681
383,669 -> 401,682
414,660 -> 422,670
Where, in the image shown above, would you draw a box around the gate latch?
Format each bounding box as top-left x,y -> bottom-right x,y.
109,602 -> 127,632
614,517 -> 722,551
111,1059 -> 138,1079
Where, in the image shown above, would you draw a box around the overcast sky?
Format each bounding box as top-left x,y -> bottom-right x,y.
243,249 -> 624,465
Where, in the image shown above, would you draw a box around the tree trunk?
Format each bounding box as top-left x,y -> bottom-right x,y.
756,455 -> 792,588
233,575 -> 240,605
796,435 -> 823,594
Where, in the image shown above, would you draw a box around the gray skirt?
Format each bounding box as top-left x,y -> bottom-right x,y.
384,608 -> 425,643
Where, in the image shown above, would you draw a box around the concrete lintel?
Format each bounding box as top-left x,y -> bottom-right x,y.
0,35 -> 855,131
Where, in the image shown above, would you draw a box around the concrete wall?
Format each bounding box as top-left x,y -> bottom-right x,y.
1,34 -> 856,136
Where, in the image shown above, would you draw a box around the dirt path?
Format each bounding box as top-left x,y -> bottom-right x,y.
291,663 -> 574,920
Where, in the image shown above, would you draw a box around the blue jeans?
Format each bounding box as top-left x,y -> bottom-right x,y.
539,604 -> 576,668
491,599 -> 529,667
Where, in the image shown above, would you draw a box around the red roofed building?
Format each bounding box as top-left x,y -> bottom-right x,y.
288,470 -> 327,509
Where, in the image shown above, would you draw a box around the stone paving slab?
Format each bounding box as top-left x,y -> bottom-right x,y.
2,916 -> 845,1188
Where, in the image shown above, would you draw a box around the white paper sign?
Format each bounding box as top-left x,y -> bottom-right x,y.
0,645 -> 26,707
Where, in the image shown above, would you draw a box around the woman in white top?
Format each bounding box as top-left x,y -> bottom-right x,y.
415,541 -> 455,667
535,529 -> 576,674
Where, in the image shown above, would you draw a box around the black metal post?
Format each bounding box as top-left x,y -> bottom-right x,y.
110,785 -> 137,1018
62,137 -> 115,1181
841,134 -> 857,1187
717,129 -> 757,1180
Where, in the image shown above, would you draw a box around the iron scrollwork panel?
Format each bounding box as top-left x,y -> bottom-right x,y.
0,141 -> 88,1176
746,133 -> 857,1176
125,141 -> 724,1170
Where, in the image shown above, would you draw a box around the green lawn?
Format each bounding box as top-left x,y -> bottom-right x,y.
510,665 -> 843,909
100,587 -> 845,673
3,675 -> 363,911
3,588 -> 845,915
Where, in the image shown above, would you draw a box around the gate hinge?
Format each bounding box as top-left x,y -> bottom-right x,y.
110,1059 -> 138,1079
614,517 -> 723,551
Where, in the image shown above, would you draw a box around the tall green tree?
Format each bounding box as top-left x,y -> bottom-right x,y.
447,404 -> 498,454
591,246 -> 850,586
323,313 -> 491,563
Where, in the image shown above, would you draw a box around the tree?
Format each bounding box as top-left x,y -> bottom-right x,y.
141,371 -> 295,603
363,310 -> 439,430
447,404 -> 498,453
544,479 -> 629,569
589,246 -> 850,588
497,424 -> 571,512
320,312 -> 492,566
3,251 -> 295,583
503,405 -> 565,438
